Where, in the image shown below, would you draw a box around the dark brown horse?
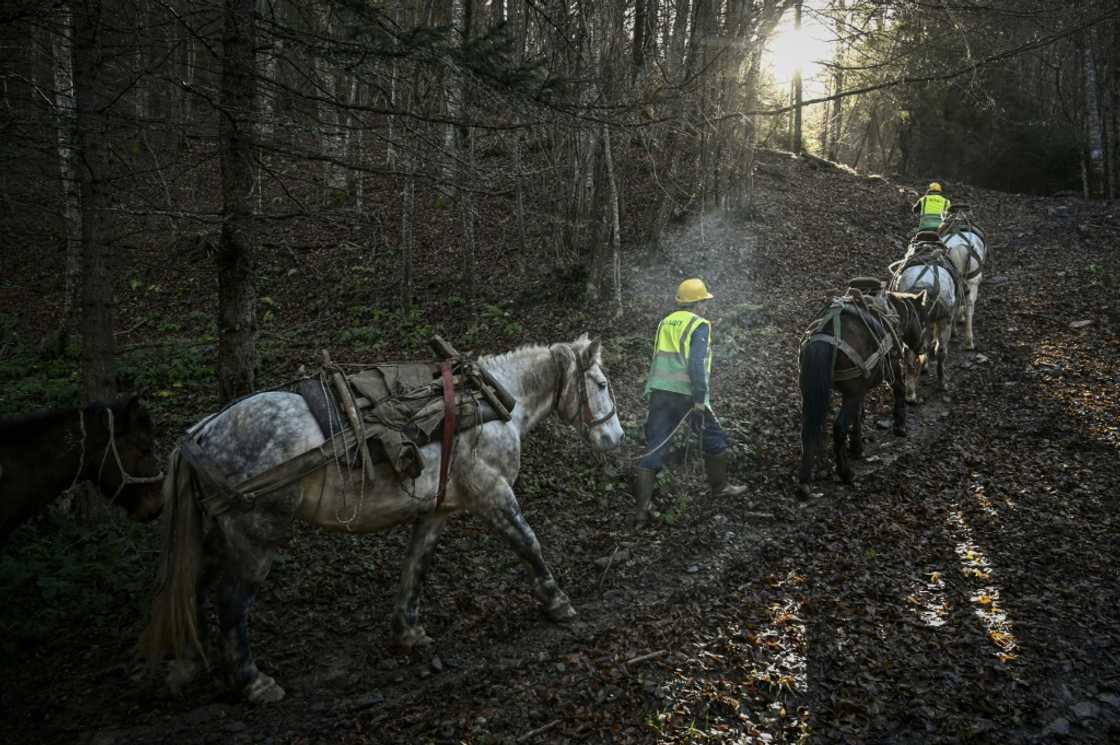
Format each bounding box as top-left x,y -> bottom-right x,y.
0,395 -> 164,543
799,287 -> 929,486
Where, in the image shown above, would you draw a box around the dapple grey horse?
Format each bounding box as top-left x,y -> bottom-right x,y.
141,336 -> 623,703
891,248 -> 960,401
940,206 -> 988,350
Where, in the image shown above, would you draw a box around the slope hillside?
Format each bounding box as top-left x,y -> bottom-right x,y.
1,149 -> 1118,744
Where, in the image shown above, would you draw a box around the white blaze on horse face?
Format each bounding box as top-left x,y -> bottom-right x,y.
904,347 -> 923,403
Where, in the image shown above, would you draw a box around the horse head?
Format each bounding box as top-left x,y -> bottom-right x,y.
885,290 -> 932,403
554,336 -> 625,451
94,395 -> 164,523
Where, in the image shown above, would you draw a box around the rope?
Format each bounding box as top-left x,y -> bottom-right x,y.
617,408 -> 696,463
66,409 -> 88,494
96,408 -> 165,503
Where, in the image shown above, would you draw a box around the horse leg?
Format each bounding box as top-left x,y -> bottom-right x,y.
213,490 -> 298,704
166,565 -> 218,696
833,393 -> 860,485
891,362 -> 908,437
391,512 -> 450,650
904,348 -> 922,404
936,320 -> 952,392
215,570 -> 284,703
799,342 -> 834,484
848,397 -> 865,460
477,483 -> 575,622
964,280 -> 979,350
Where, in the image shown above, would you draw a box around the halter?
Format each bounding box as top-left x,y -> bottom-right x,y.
550,344 -> 617,433
71,407 -> 165,504
891,294 -> 926,356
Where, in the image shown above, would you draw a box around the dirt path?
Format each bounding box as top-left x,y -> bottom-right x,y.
3,156 -> 1118,744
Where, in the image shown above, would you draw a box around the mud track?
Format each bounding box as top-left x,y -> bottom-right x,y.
3,153 -> 1118,743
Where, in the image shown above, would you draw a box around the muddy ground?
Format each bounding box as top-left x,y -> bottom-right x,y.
2,151 -> 1118,744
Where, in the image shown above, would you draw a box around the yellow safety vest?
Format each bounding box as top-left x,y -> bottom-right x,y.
918,194 -> 950,218
644,310 -> 712,401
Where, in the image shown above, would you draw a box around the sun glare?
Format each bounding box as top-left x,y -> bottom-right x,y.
764,9 -> 834,92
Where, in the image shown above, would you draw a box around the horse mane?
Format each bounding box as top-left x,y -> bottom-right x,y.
0,398 -> 128,446
478,336 -> 594,397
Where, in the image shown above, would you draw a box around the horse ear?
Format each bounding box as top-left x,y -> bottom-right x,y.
584,338 -> 602,365
123,394 -> 152,435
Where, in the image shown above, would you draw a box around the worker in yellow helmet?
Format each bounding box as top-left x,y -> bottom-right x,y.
912,182 -> 951,232
633,278 -> 748,525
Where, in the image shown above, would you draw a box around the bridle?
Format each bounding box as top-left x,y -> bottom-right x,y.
892,294 -> 928,357
551,344 -> 617,433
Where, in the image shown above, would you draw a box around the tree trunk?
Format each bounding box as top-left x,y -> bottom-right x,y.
132,0 -> 150,122
1083,30 -> 1105,198
1109,19 -> 1119,199
791,0 -> 804,155
314,4 -> 346,198
73,0 -> 115,402
602,123 -> 623,316
53,3 -> 82,354
216,0 -> 259,403
254,0 -> 280,213
633,0 -> 647,78
349,77 -> 365,213
176,0 -> 196,139
401,157 -> 415,310
444,0 -> 465,187
827,0 -> 846,161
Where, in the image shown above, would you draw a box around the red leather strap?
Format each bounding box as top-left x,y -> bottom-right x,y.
436,361 -> 456,507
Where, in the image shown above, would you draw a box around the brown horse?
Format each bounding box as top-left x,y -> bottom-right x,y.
799,287 -> 929,486
0,395 -> 164,544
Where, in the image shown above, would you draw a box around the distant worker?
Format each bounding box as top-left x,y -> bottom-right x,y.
912,182 -> 951,232
633,278 -> 748,526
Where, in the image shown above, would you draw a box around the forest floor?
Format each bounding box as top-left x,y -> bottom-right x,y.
2,150 -> 1119,744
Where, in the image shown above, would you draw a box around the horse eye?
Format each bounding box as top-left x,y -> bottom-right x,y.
596,380 -> 607,391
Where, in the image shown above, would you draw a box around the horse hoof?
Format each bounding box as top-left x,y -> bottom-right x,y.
545,597 -> 577,623
166,658 -> 202,697
396,625 -> 435,651
839,472 -> 854,486
894,427 -> 908,438
245,673 -> 286,704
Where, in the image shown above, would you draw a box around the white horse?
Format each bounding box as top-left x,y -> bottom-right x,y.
891,244 -> 960,402
940,205 -> 988,350
141,336 -> 624,703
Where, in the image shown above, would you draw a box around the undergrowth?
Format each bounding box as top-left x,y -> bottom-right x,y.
0,508 -> 157,660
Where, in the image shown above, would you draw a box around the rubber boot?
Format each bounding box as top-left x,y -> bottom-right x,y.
705,453 -> 748,497
632,468 -> 657,525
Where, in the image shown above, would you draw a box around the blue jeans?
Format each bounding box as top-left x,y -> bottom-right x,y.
639,390 -> 729,470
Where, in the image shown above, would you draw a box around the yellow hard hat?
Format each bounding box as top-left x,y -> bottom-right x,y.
928,182 -> 942,193
676,278 -> 714,304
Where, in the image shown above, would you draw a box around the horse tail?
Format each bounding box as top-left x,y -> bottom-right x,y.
799,340 -> 834,480
139,447 -> 205,666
